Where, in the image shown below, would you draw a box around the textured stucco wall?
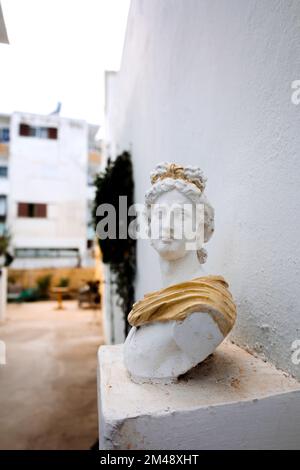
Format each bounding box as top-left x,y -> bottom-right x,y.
105,0 -> 300,378
0,268 -> 7,322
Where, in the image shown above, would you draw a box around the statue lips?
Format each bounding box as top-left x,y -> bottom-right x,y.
161,238 -> 173,244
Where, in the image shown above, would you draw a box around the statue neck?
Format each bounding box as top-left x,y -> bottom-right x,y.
159,251 -> 206,288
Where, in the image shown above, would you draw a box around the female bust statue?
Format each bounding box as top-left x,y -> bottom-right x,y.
124,163 -> 236,383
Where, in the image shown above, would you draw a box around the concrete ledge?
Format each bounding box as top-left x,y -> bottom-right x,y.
97,341 -> 300,450
0,268 -> 7,322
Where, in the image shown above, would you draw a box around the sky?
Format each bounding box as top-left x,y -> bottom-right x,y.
0,0 -> 130,125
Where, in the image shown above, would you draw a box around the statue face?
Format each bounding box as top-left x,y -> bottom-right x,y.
149,189 -> 203,261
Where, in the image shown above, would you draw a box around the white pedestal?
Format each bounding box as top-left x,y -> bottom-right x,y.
97,341 -> 300,450
0,268 -> 7,322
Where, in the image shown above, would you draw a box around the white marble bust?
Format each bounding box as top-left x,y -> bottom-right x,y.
124,163 -> 236,384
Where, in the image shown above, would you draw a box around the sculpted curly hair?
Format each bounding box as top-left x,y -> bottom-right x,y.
145,163 -> 214,263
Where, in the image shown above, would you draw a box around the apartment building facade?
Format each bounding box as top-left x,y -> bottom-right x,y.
0,111 -> 101,268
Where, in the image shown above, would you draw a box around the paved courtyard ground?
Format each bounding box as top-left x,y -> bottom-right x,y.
0,301 -> 103,449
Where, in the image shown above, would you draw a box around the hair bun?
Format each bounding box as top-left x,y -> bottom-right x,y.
150,162 -> 206,193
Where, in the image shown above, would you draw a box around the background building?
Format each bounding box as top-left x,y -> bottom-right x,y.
0,114 -> 9,240
0,111 -> 101,269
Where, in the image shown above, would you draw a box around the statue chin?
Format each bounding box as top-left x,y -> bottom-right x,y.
124,313 -> 224,384
151,240 -> 187,261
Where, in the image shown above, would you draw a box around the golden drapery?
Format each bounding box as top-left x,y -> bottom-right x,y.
128,275 -> 236,337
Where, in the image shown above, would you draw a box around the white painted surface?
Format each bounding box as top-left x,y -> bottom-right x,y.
103,264 -> 126,344
105,0 -> 300,379
124,313 -> 224,384
0,268 -> 7,322
0,178 -> 9,197
98,342 -> 300,450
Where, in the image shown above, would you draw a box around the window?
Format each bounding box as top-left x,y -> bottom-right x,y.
0,128 -> 9,142
0,166 -> 8,178
19,123 -> 58,140
48,127 -> 58,139
19,124 -> 30,137
17,203 -> 47,218
15,248 -> 79,258
0,195 -> 7,218
87,239 -> 93,249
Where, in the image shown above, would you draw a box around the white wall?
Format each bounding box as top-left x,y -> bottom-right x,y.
8,112 -> 88,268
105,0 -> 300,379
0,267 -> 7,321
0,178 -> 9,197
102,265 -> 127,344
